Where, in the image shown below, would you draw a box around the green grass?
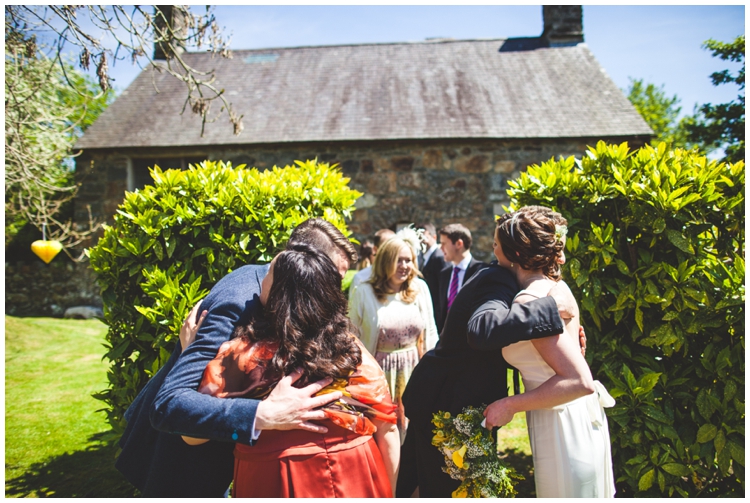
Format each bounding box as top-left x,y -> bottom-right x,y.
495,369 -> 536,497
5,316 -> 137,497
5,316 -> 536,497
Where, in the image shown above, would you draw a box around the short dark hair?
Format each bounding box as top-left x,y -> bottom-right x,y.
287,218 -> 358,265
373,228 -> 396,248
438,223 -> 472,250
417,222 -> 436,237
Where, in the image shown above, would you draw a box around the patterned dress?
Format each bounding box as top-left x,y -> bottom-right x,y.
349,282 -> 433,442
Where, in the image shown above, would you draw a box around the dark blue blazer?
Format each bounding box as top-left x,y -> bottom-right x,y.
116,264 -> 270,497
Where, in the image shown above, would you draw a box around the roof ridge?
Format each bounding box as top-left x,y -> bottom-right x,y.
181,37 -> 515,54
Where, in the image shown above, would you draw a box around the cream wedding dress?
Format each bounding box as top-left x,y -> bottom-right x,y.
502,289 -> 616,498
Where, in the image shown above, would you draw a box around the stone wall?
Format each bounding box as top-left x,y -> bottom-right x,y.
9,135 -> 648,315
75,136 -> 645,262
5,259 -> 101,317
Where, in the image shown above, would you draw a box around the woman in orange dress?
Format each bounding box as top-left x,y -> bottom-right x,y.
181,244 -> 400,497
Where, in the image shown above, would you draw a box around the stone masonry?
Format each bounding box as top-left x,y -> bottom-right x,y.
6,135 -> 646,315
5,259 -> 101,317
75,136 -> 645,262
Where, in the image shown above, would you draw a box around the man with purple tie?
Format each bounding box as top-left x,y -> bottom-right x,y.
435,224 -> 486,332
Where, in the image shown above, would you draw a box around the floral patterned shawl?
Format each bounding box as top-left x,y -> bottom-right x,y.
198,335 -> 397,436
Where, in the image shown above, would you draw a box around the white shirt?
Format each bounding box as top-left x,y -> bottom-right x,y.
348,266 -> 372,301
446,253 -> 473,300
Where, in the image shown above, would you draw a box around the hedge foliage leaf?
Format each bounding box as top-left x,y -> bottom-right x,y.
88,159 -> 361,437
508,141 -> 744,497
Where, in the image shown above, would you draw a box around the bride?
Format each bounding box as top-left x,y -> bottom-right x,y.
483,205 -> 616,498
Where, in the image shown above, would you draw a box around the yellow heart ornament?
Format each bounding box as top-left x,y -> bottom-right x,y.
31,240 -> 63,264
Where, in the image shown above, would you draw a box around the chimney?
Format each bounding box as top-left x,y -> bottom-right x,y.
153,5 -> 189,60
542,6 -> 584,47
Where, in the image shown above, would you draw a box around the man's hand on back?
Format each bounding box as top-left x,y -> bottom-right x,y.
254,369 -> 343,433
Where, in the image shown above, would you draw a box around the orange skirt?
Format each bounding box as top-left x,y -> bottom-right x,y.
232,426 -> 392,498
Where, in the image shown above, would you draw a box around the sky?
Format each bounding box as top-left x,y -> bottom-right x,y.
50,4 -> 748,119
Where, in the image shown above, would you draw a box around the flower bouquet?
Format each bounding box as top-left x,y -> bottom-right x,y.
432,405 -> 522,498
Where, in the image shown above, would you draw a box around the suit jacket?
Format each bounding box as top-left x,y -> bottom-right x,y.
395,264 -> 564,498
420,247 -> 447,324
436,257 -> 486,333
116,264 -> 269,497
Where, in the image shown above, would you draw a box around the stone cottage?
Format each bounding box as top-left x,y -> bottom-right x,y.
6,6 -> 652,315
73,6 -> 651,257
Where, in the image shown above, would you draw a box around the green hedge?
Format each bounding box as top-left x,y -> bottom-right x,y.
507,142 -> 744,497
88,160 -> 361,439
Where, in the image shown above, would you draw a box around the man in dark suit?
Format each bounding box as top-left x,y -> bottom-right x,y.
115,218 -> 358,497
396,262 -> 574,498
436,223 -> 486,332
416,222 -> 447,324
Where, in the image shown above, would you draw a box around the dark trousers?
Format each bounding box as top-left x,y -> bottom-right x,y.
396,416 -> 461,498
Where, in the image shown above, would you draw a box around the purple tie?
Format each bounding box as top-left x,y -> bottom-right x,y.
447,266 -> 461,310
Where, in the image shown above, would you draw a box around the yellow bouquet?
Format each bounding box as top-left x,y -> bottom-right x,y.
431,405 -> 522,498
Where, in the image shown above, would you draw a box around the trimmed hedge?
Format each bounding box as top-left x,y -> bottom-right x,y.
507,142 -> 744,497
88,160 -> 361,438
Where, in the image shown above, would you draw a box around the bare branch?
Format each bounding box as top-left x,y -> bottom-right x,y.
5,4 -> 242,254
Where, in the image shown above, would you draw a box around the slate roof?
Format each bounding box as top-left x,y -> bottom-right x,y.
76,38 -> 652,149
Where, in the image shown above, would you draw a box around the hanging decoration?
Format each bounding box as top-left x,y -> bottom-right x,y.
31,224 -> 63,264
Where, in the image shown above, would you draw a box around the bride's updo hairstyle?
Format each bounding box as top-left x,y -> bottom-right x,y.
496,206 -> 568,281
233,244 -> 361,383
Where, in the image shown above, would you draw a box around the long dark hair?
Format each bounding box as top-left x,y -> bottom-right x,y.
233,244 -> 361,382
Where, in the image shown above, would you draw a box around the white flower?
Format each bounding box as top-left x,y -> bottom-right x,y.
454,417 -> 473,436
555,224 -> 568,242
396,225 -> 425,255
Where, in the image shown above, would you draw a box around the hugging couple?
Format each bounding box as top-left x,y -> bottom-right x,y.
117,210 -> 615,498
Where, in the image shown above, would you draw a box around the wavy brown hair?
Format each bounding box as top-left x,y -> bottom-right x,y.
232,244 -> 361,383
496,206 -> 567,281
368,237 -> 419,303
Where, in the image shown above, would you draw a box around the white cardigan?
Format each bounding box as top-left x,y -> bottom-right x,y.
348,277 -> 439,356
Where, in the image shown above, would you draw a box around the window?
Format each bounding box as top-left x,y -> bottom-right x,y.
129,157 -> 206,190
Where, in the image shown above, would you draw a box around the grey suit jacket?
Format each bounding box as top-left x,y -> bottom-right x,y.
420,247 -> 447,323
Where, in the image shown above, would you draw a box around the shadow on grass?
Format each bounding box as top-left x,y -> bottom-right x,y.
501,447 -> 536,498
5,432 -> 139,498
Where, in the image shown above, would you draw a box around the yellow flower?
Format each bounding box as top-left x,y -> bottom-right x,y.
452,486 -> 468,498
432,430 -> 446,444
452,444 -> 468,468
443,412 -> 451,419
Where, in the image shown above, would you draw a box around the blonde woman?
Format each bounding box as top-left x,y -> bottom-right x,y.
348,229 -> 439,441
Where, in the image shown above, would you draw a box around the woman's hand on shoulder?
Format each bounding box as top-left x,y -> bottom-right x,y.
179,300 -> 207,351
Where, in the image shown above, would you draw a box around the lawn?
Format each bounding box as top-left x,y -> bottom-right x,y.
5,316 -> 536,497
5,316 -> 137,497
